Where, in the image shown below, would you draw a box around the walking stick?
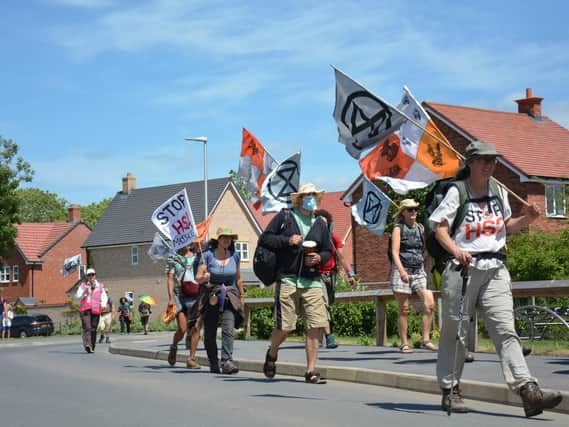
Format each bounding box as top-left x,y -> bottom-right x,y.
448,264 -> 470,416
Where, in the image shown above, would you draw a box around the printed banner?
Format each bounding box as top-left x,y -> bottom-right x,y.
351,177 -> 391,236
333,67 -> 406,159
151,188 -> 198,251
260,152 -> 301,215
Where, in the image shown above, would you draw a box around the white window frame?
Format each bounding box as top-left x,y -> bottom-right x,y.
0,266 -> 10,283
545,184 -> 567,218
131,246 -> 139,265
12,265 -> 19,282
234,241 -> 249,262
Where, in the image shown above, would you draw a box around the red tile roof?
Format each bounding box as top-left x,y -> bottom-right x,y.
249,191 -> 353,242
424,102 -> 569,179
15,222 -> 76,262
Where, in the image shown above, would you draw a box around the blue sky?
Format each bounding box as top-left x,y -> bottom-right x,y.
1,0 -> 568,205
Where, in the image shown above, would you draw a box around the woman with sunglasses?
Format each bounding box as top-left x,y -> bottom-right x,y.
390,199 -> 436,354
75,268 -> 108,353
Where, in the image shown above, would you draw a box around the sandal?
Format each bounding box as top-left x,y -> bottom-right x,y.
304,371 -> 327,384
167,344 -> 178,366
400,344 -> 413,353
420,341 -> 438,351
263,347 -> 278,378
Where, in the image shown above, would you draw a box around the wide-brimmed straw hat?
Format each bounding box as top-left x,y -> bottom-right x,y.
290,183 -> 325,206
393,199 -> 420,218
212,226 -> 238,241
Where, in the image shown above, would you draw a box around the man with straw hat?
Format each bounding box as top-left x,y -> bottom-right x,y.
429,140 -> 562,416
258,183 -> 332,384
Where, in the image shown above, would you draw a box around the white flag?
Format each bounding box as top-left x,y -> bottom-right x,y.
260,152 -> 301,215
61,254 -> 81,277
147,232 -> 174,261
333,68 -> 406,159
151,188 -> 198,251
351,177 -> 392,236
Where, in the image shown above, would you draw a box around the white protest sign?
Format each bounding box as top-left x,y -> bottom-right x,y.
151,188 -> 198,251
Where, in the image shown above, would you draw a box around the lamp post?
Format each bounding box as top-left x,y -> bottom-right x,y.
184,136 -> 208,219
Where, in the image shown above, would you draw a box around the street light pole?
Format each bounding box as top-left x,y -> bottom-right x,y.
184,136 -> 208,219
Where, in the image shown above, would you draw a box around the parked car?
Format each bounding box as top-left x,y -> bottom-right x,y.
11,314 -> 55,338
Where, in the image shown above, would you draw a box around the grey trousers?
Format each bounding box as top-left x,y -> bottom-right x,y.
80,310 -> 100,350
436,262 -> 536,392
203,305 -> 235,367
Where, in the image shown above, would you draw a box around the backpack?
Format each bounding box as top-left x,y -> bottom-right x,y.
253,209 -> 291,286
423,178 -> 504,275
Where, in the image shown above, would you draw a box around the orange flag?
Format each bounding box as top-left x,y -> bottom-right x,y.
194,216 -> 212,242
238,128 -> 278,207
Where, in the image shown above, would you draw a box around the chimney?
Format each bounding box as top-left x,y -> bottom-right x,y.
68,204 -> 81,223
515,87 -> 543,119
122,172 -> 136,194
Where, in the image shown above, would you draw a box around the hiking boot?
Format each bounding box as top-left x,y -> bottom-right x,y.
186,358 -> 201,369
464,352 -> 474,363
210,365 -> 221,374
325,334 -> 338,349
105,337 -> 111,344
167,345 -> 177,366
441,386 -> 469,413
519,381 -> 562,418
221,361 -> 239,374
98,335 -> 104,344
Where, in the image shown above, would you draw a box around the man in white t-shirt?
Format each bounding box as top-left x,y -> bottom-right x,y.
429,140 -> 562,417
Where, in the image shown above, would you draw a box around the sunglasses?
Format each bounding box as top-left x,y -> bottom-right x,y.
405,208 -> 418,212
86,273 -> 95,277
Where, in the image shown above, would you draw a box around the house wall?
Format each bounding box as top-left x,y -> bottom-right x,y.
0,251 -> 30,303
36,224 -> 91,305
88,185 -> 263,310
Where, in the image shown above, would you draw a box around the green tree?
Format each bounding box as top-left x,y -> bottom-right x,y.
0,135 -> 34,257
80,197 -> 112,228
229,169 -> 255,202
16,188 -> 68,222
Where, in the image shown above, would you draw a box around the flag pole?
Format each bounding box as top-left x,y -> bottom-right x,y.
332,66 -> 529,207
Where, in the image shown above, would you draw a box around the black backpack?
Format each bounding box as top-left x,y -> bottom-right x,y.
423,178 -> 504,274
253,209 -> 291,286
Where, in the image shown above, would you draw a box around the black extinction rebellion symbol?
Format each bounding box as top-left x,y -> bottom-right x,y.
363,191 -> 382,224
340,90 -> 394,149
267,160 -> 299,202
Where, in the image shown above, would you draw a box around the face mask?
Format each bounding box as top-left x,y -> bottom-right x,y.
302,196 -> 317,211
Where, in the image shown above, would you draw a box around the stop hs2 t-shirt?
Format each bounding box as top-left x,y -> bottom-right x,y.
429,185 -> 512,257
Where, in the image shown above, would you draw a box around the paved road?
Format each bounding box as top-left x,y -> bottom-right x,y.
1,336 -> 569,427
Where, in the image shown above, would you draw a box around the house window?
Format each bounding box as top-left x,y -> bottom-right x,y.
545,184 -> 566,218
131,246 -> 139,265
0,266 -> 9,283
234,241 -> 249,262
12,265 -> 19,282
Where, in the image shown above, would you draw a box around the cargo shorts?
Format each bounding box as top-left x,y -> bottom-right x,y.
274,281 -> 329,331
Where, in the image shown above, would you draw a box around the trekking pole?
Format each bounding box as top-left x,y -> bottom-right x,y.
448,264 -> 470,416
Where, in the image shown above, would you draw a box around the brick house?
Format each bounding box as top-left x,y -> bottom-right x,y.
346,88 -> 569,284
82,173 -> 263,310
0,206 -> 91,307
250,190 -> 355,273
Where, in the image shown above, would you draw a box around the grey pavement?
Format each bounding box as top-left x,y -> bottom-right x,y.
109,332 -> 569,414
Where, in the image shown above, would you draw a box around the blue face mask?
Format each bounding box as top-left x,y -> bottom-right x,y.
302,196 -> 317,211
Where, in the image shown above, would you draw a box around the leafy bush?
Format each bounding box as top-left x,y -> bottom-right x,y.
507,228 -> 569,281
